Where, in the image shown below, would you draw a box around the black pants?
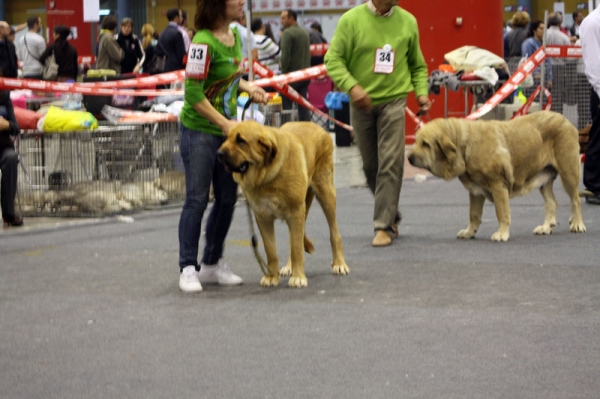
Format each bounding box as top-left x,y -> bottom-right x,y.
0,145 -> 18,220
584,89 -> 600,195
283,80 -> 311,122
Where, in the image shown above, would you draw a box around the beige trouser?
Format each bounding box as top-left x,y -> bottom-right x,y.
350,97 -> 406,236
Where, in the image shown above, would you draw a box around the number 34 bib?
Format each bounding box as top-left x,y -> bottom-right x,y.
185,43 -> 211,79
374,47 -> 395,74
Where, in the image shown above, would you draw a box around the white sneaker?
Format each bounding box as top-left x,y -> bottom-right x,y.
179,266 -> 203,293
199,259 -> 243,286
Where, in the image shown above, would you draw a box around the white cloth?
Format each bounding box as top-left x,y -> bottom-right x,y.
580,6 -> 600,94
178,25 -> 190,52
229,21 -> 256,58
444,46 -> 507,72
16,32 -> 46,76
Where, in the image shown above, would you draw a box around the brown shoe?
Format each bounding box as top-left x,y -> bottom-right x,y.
372,230 -> 392,247
3,216 -> 24,227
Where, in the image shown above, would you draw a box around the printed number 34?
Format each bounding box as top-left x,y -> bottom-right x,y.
379,52 -> 391,62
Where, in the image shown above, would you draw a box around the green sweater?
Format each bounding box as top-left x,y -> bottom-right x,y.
180,28 -> 243,136
324,5 -> 429,105
280,24 -> 310,74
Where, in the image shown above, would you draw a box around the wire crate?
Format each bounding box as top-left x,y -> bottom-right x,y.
17,122 -> 186,217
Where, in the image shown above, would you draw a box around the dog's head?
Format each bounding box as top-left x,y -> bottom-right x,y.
217,121 -> 278,181
407,118 -> 465,180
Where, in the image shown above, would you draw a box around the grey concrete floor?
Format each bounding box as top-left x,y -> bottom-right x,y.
2,143 -> 600,398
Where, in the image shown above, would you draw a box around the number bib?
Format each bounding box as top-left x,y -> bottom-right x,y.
374,48 -> 395,74
185,43 -> 210,79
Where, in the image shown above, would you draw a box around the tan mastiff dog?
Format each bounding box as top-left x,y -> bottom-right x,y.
408,111 -> 586,241
218,121 -> 350,287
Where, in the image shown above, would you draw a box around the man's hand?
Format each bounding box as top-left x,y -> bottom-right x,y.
416,95 -> 431,116
349,85 -> 372,110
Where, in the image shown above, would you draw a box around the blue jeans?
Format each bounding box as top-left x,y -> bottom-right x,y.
178,125 -> 238,270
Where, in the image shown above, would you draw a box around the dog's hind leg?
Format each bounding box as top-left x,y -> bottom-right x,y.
534,180 -> 558,235
255,216 -> 281,287
313,177 -> 350,276
557,166 -> 586,233
457,193 -> 485,239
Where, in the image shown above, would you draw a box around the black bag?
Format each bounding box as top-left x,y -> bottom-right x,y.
148,54 -> 166,75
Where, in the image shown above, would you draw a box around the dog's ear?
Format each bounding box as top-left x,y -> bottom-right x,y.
436,133 -> 457,163
258,135 -> 278,165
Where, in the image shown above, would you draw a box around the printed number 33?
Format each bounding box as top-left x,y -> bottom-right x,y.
190,48 -> 204,61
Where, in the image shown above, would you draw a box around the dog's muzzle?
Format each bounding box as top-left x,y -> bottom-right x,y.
217,150 -> 249,174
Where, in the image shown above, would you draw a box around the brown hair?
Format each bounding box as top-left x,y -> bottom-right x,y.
195,0 -> 227,31
511,11 -> 530,28
141,23 -> 155,49
101,15 -> 118,31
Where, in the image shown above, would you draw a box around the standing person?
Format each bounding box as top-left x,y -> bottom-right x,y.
0,21 -> 18,78
116,18 -> 145,74
17,16 -> 46,79
230,14 -> 258,60
156,9 -> 186,73
39,25 -> 78,81
96,15 -> 124,73
308,22 -> 327,66
325,0 -> 430,247
177,0 -> 268,292
140,23 -> 157,73
580,5 -> 600,204
251,18 -> 280,74
280,9 -> 311,121
178,10 -> 191,52
570,10 -> 584,42
521,20 -> 552,89
0,80 -> 23,227
505,11 -> 530,58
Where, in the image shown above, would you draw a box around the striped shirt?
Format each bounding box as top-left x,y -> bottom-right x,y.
255,34 -> 280,74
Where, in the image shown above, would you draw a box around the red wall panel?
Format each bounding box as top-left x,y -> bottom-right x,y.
45,0 -> 94,59
401,0 -> 504,127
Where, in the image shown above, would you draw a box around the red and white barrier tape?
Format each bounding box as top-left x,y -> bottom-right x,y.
252,61 -> 353,132
466,47 -> 548,120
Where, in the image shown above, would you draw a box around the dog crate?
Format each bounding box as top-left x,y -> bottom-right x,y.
17,122 -> 186,217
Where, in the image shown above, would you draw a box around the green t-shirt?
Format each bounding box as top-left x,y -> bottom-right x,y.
180,28 -> 243,136
324,4 -> 429,105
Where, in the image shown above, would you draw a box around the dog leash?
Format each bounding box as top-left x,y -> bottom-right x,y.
240,97 -> 273,278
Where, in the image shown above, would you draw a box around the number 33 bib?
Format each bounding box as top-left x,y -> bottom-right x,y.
186,43 -> 211,79
374,46 -> 395,74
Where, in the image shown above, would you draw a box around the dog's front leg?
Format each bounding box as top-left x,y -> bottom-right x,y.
489,184 -> 511,242
255,215 -> 280,287
457,193 -> 485,239
287,212 -> 308,288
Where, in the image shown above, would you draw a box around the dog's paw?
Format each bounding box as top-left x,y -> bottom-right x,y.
260,275 -> 280,287
491,231 -> 509,242
570,221 -> 586,233
457,228 -> 476,239
279,263 -> 292,277
288,276 -> 308,288
533,224 -> 553,235
332,262 -> 350,275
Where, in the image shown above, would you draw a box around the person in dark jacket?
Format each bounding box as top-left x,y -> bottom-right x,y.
39,25 -> 78,81
0,84 -> 23,227
140,23 -> 157,73
116,18 -> 145,74
0,21 -> 18,78
156,8 -> 186,72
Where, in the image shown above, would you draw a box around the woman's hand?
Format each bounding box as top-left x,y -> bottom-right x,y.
0,116 -> 10,131
247,85 -> 269,104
